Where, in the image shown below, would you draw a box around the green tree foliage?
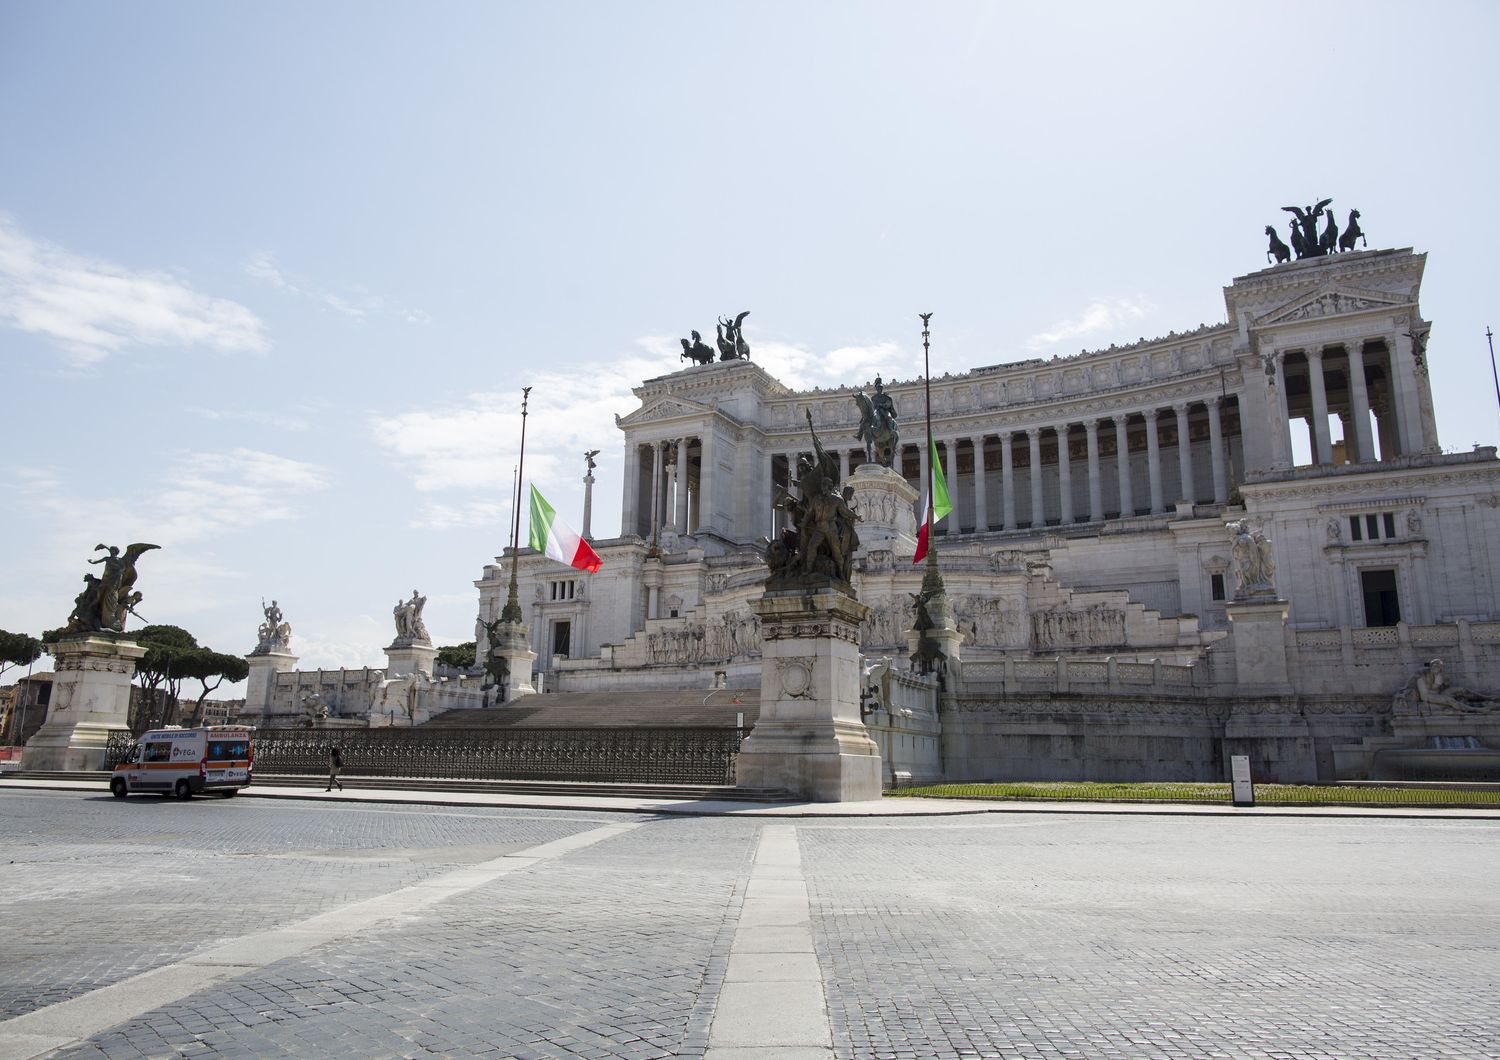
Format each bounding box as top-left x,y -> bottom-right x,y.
132,625 -> 200,731
0,630 -> 44,681
181,650 -> 250,726
437,642 -> 476,670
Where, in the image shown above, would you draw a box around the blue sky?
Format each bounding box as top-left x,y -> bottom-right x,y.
3,1 -> 1497,688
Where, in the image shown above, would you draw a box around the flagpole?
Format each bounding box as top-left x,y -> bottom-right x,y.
921,312 -> 936,561
501,386 -> 532,623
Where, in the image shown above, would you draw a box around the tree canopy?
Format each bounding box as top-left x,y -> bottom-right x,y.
0,629 -> 44,680
437,642 -> 476,670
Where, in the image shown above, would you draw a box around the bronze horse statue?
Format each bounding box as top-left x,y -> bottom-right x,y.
680,330 -> 715,365
1265,225 -> 1291,265
1339,209 -> 1367,252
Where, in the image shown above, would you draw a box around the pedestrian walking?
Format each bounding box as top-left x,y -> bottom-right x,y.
326,746 -> 344,791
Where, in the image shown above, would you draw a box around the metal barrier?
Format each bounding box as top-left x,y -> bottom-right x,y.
885,781 -> 1500,807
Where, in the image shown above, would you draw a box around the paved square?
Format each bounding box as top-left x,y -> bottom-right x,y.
1,789 -> 1496,1059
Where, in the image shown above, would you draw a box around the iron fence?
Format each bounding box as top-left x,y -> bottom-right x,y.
885,780 -> 1500,808
104,729 -> 134,770
253,726 -> 747,785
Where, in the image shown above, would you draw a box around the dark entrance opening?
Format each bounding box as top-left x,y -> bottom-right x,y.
1361,569 -> 1401,627
552,620 -> 571,658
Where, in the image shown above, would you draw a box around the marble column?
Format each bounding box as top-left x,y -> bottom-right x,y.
971,436 -> 989,532
1114,416 -> 1134,518
1145,410 -> 1164,514
1208,397 -> 1228,502
1174,403 -> 1194,505
1027,428 -> 1044,528
765,451 -> 778,536
1272,352 -> 1293,470
699,430 -> 716,534
839,447 -> 850,482
650,441 -> 664,539
1056,424 -> 1073,525
622,441 -> 641,536
1347,342 -> 1374,463
674,437 -> 690,533
1307,348 -> 1333,465
1000,431 -> 1016,530
1085,420 -> 1102,522
1390,331 -> 1425,455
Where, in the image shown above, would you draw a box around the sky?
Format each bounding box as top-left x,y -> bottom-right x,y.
3,1 -> 1497,694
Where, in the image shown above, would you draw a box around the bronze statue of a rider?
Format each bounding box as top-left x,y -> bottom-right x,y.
853,376 -> 900,468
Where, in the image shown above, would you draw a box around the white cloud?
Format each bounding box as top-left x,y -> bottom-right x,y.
0,217 -> 269,366
188,406 -> 312,432
243,250 -> 426,325
1025,296 -> 1157,351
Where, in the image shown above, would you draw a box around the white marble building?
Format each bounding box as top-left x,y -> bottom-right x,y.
465,243 -> 1499,782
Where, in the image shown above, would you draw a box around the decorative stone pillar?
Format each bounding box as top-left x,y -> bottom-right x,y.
845,463 -> 919,554
649,441 -> 664,540
765,451 -> 778,537
244,647 -> 299,726
581,467 -> 595,541
644,558 -> 663,620
1114,416 -> 1134,517
674,436 -> 690,533
1346,343 -> 1374,463
1027,428 -> 1044,528
1226,598 -> 1292,694
838,447 -> 850,482
1145,409 -> 1164,514
1000,431 -> 1016,530
20,634 -> 148,771
699,430 -> 717,535
736,589 -> 881,802
970,436 -> 989,532
486,620 -> 537,702
1173,404 -> 1194,504
1208,398 -> 1228,502
1056,425 -> 1073,525
1307,349 -> 1333,465
386,639 -> 438,679
1085,420 -> 1102,522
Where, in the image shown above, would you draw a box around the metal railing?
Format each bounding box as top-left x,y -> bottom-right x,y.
886,781 -> 1500,807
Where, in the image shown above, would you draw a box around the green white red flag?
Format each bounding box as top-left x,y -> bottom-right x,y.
529,485 -> 601,572
912,437 -> 953,564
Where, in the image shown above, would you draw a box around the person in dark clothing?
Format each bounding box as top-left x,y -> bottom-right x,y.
326,746 -> 344,791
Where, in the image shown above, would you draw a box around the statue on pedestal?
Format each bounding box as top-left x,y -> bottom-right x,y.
1227,520 -> 1276,599
716,312 -> 751,361
255,598 -> 293,654
392,589 -> 430,643
766,412 -> 861,591
63,543 -> 160,634
853,376 -> 900,468
479,616 -> 511,690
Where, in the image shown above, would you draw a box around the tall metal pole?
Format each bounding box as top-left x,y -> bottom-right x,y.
501,386 -> 532,623
1487,326 -> 1499,437
921,313 -> 935,541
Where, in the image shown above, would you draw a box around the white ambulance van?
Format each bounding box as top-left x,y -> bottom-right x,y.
110,726 -> 255,799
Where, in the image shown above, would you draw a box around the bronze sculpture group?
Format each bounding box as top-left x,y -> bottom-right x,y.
852,375 -> 900,468
680,311 -> 751,364
63,542 -> 159,634
1264,198 -> 1366,264
765,411 -> 861,591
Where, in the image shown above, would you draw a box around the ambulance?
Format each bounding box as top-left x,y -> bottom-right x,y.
110,725 -> 255,799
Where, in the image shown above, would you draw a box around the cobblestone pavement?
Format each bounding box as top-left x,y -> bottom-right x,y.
2,790 -> 1498,1059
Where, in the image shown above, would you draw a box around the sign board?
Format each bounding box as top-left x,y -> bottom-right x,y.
1230,755 -> 1255,806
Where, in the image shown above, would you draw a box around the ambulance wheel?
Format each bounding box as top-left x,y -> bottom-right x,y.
174,779 -> 193,800
110,778 -> 128,799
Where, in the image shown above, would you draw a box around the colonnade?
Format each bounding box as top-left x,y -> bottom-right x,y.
1276,338 -> 1428,467
766,397 -> 1238,536
624,436 -> 706,540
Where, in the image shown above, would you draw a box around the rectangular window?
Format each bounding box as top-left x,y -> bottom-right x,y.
143,742 -> 173,763
1360,568 -> 1401,627
1349,516 -> 1362,541
1210,573 -> 1225,602
1383,512 -> 1396,538
1365,514 -> 1379,540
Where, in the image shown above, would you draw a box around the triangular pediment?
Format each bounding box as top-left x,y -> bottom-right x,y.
1256,284 -> 1410,327
615,395 -> 713,428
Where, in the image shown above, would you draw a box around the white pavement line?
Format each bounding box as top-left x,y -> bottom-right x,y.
0,820 -> 639,1060
705,825 -> 834,1060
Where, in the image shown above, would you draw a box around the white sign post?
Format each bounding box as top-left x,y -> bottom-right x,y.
1230,754 -> 1255,807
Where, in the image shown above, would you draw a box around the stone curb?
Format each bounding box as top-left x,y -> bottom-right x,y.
4,777 -> 1500,820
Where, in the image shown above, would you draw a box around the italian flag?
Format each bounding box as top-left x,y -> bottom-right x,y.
912,437 -> 953,564
528,485 -> 602,572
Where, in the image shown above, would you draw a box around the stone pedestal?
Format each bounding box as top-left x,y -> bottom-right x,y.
736,589 -> 882,802
487,620 -> 537,702
846,464 -> 919,555
385,640 -> 438,678
21,634 -> 147,771
1226,598 -> 1291,694
244,650 -> 298,726
905,579 -> 964,690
